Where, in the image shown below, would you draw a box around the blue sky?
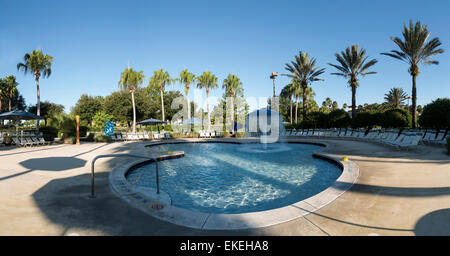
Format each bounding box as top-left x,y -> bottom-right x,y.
0,0 -> 449,113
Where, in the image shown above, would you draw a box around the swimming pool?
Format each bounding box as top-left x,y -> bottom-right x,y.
126,142 -> 341,214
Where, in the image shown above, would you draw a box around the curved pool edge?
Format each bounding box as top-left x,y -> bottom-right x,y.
109,139 -> 360,230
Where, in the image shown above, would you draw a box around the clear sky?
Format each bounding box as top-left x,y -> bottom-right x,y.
1,0 -> 449,113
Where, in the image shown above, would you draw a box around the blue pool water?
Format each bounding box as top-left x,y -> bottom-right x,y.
126,142 -> 341,214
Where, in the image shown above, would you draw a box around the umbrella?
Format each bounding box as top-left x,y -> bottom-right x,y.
0,110 -> 45,120
0,110 -> 45,133
137,118 -> 166,125
179,117 -> 205,125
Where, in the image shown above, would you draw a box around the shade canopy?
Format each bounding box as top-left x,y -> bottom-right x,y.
0,110 -> 45,121
179,117 -> 205,125
137,118 -> 166,125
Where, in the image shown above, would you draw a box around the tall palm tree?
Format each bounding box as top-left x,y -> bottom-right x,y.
3,76 -> 18,111
328,44 -> 377,119
148,69 -> 173,123
384,87 -> 408,108
282,82 -> 296,124
301,86 -> 316,114
284,51 -> 325,121
177,69 -> 196,124
119,67 -> 145,133
381,20 -> 444,128
0,78 -> 5,112
196,71 -> 218,131
17,49 -> 53,131
222,74 -> 243,132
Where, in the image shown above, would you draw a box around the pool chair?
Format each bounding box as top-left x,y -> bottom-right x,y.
138,134 -> 144,140
383,131 -> 399,145
215,131 -> 221,138
437,134 -> 449,145
31,136 -> 45,146
164,133 -> 172,139
422,130 -> 437,142
432,131 -> 446,143
111,134 -> 119,142
144,133 -> 150,140
11,137 -> 24,147
25,137 -> 39,146
16,137 -> 32,147
38,136 -> 51,145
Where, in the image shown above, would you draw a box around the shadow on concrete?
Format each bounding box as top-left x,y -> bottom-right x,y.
20,157 -> 86,171
0,145 -> 67,157
333,181 -> 450,198
31,171 -> 271,235
414,208 -> 450,235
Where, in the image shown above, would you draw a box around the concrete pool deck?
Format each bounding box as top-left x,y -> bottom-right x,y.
0,138 -> 449,235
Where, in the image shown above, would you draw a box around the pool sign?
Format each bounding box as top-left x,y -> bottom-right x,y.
104,121 -> 114,136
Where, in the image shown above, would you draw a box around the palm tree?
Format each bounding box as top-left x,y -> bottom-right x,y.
148,69 -> 173,123
384,87 -> 408,108
282,82 -> 296,123
381,20 -> 444,128
177,69 -> 196,125
3,76 -> 18,111
118,67 -> 145,133
17,49 -> 53,131
196,71 -> 218,131
222,74 -> 243,132
0,78 -> 5,112
328,44 -> 377,119
284,51 -> 325,121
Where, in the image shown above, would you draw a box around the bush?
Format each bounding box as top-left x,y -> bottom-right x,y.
419,98 -> 450,129
328,109 -> 351,128
352,110 -> 381,128
40,126 -> 58,141
93,134 -> 112,143
382,108 -> 412,128
64,136 -> 77,144
301,111 -> 328,129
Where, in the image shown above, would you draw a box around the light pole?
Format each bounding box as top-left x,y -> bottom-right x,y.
270,72 -> 278,98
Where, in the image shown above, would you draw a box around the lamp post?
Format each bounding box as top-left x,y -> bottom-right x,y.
270,72 -> 278,98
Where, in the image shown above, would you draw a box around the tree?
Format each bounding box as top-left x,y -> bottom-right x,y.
280,82 -> 296,123
418,98 -> 450,130
0,78 -> 4,112
29,101 -> 64,126
17,49 -> 53,131
382,20 -> 444,128
329,44 -> 377,120
118,67 -> 145,133
384,87 -> 408,108
92,111 -> 115,129
176,69 -> 196,125
196,71 -> 218,131
71,94 -> 104,126
2,76 -> 18,111
222,74 -> 243,132
284,51 -> 325,121
148,69 -> 173,123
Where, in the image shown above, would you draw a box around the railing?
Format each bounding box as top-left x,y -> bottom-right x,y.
90,154 -> 159,198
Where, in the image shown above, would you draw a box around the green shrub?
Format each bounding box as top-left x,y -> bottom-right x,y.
301,111 -> 329,129
40,126 -> 58,141
419,98 -> 450,129
353,110 -> 383,128
235,132 -> 245,138
64,136 -> 77,144
328,109 -> 351,128
382,108 -> 412,128
93,133 -> 112,143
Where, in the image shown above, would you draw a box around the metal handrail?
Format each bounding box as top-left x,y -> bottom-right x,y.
90,154 -> 159,198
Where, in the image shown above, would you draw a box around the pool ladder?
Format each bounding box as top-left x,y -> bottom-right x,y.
90,154 -> 160,198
